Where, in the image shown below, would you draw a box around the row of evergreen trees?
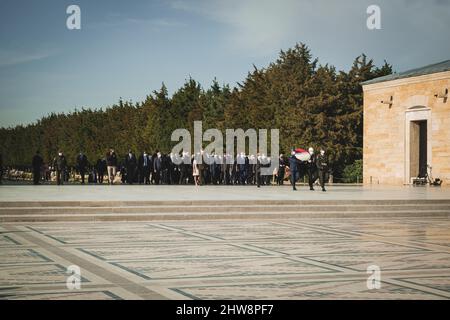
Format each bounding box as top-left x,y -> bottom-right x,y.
0,43 -> 392,178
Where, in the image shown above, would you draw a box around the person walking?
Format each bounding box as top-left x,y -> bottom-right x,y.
255,153 -> 262,188
179,152 -> 189,184
106,148 -> 118,185
316,149 -> 329,192
124,150 -> 137,184
96,158 -> 106,184
53,151 -> 67,185
192,156 -> 200,186
197,150 -> 205,186
138,151 -> 151,184
289,150 -> 299,191
32,150 -> 44,185
153,151 -> 162,185
277,154 -> 286,185
307,147 -> 318,190
76,151 -> 88,184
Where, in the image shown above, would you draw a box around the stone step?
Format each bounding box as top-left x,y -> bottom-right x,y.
1,209 -> 449,222
1,204 -> 450,215
1,199 -> 448,222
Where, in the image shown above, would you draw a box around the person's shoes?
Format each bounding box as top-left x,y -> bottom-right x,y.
293,187 -> 297,191
310,187 -> 314,191
322,188 -> 326,192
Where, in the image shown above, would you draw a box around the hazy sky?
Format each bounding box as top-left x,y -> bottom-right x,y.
1,0 -> 449,128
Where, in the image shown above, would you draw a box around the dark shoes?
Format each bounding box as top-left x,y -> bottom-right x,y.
322,188 -> 326,192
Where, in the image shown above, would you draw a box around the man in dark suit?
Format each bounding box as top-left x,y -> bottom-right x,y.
138,151 -> 151,184
209,154 -> 217,185
237,153 -> 246,185
289,150 -> 300,191
316,149 -> 329,192
225,154 -> 233,185
255,154 -> 262,188
196,150 -> 206,185
32,150 -> 44,185
124,150 -> 137,184
153,151 -> 162,185
120,161 -> 127,184
96,158 -> 107,184
178,152 -> 189,184
307,147 -> 318,190
76,152 -> 88,184
168,153 -> 178,185
161,154 -> 170,184
53,151 -> 67,185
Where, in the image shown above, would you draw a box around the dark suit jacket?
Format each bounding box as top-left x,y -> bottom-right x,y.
106,153 -> 118,167
289,155 -> 299,172
96,159 -> 107,173
153,156 -> 162,171
32,154 -> 44,170
76,154 -> 88,170
125,154 -> 137,168
138,155 -> 151,169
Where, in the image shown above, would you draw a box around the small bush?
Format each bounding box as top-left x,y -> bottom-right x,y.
342,160 -> 363,183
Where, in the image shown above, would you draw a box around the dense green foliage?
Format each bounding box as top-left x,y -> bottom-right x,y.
342,159 -> 363,183
0,43 -> 391,177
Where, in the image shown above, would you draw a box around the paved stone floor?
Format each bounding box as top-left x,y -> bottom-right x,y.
0,184 -> 449,201
1,217 -> 450,300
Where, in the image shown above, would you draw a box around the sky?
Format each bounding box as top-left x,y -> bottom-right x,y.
1,0 -> 449,128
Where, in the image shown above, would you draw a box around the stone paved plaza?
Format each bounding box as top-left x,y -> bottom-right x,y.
0,185 -> 449,299
1,217 -> 450,299
1,184 -> 450,201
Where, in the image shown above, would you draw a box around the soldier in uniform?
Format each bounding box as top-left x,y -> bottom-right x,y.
316,149 -> 328,192
307,147 -> 318,190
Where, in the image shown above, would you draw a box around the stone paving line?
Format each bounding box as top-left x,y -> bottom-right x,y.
1,224 -> 167,300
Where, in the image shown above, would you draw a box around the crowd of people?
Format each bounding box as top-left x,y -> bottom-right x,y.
0,147 -> 329,191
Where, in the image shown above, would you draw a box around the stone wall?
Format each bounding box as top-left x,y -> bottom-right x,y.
363,71 -> 450,185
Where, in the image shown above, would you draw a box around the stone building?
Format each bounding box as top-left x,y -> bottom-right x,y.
362,60 -> 450,185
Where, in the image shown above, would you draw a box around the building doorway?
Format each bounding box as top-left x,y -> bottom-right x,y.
405,107 -> 431,184
410,120 -> 427,179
